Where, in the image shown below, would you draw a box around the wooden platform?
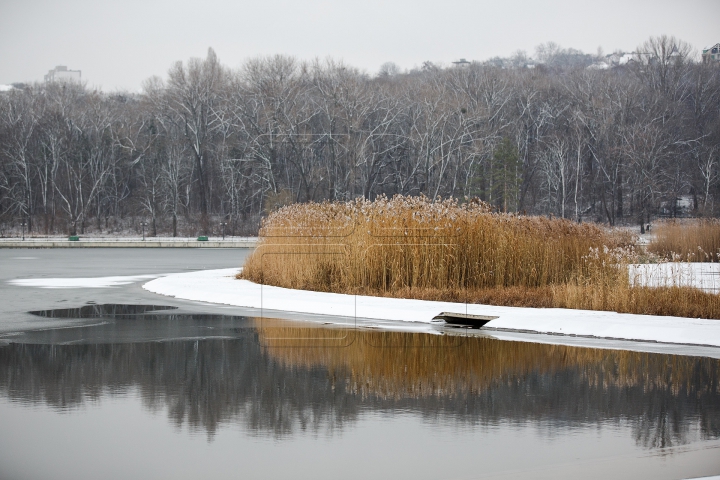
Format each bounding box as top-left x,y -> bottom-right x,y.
433,312 -> 499,328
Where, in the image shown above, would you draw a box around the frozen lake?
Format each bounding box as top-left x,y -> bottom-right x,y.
1,249 -> 719,479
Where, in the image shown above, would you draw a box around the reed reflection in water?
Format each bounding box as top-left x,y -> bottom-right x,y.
0,320 -> 718,448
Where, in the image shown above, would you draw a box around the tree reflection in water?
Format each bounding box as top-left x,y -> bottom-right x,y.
0,320 -> 718,447
28,304 -> 179,318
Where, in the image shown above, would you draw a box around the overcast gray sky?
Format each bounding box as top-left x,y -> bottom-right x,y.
1,0 -> 717,91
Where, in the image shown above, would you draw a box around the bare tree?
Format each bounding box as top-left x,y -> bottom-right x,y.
1,35 -> 718,234
165,48 -> 227,232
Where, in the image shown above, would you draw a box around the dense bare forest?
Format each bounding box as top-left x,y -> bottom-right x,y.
1,35 -> 719,236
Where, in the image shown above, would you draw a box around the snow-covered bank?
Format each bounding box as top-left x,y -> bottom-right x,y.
143,268 -> 720,349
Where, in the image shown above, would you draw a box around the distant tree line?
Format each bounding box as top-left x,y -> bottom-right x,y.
1,35 -> 719,236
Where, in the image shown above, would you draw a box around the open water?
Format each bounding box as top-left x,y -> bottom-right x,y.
0,248 -> 719,479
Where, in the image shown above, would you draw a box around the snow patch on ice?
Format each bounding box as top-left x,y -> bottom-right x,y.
9,274 -> 167,289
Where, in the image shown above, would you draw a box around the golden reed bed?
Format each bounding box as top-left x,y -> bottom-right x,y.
649,219 -> 720,262
240,196 -> 720,319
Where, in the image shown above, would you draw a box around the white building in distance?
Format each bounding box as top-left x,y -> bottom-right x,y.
44,65 -> 81,83
703,44 -> 720,63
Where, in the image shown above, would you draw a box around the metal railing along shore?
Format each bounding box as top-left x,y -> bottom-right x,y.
0,236 -> 258,248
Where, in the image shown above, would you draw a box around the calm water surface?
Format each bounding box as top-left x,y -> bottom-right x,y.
0,249 -> 719,480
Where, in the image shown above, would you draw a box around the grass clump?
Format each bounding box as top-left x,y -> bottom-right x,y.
648,219 -> 720,262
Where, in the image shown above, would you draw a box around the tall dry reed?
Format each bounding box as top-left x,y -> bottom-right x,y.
648,219 -> 720,262
241,196 -> 626,292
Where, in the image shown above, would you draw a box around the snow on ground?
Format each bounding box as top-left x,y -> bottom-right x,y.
143,268 -> 720,349
630,262 -> 720,293
10,274 -> 165,289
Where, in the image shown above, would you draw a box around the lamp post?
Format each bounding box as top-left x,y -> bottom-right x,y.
140,221 -> 148,241
220,222 -> 227,240
21,220 -> 27,241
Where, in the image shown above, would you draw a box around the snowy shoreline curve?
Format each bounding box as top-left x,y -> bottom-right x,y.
143,268 -> 720,349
